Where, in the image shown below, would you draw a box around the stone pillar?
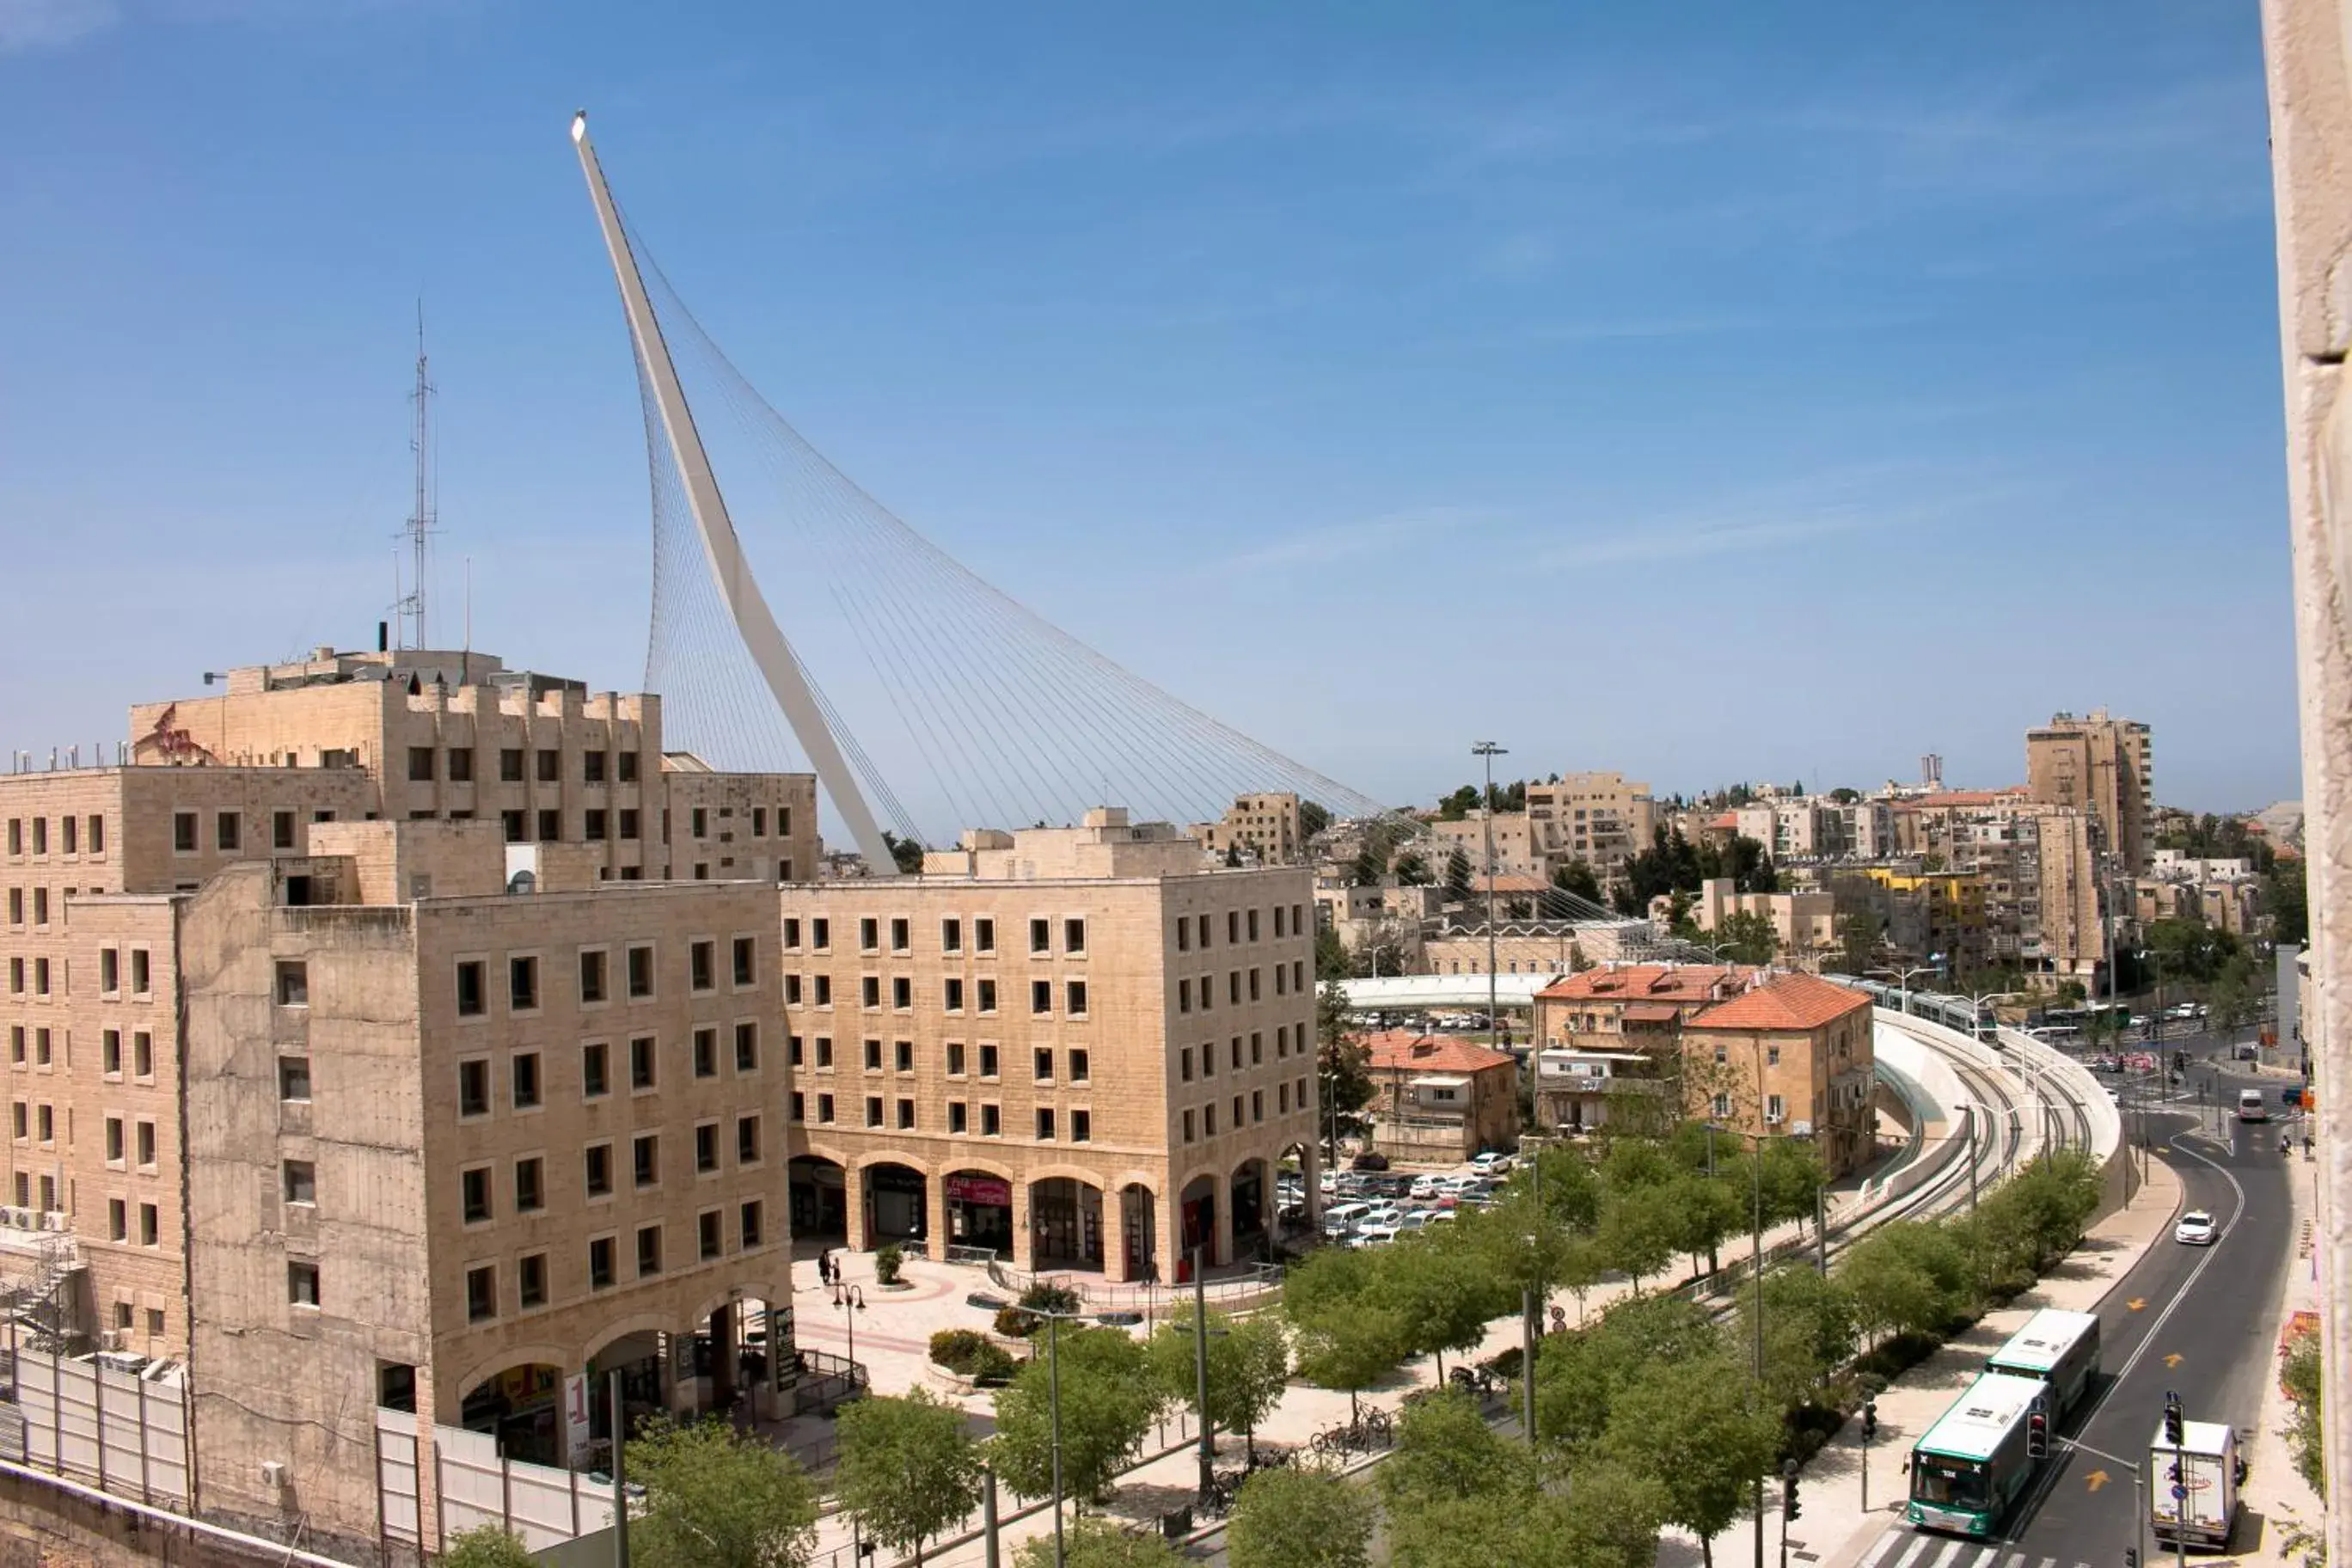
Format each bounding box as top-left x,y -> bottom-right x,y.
842,1162 -> 868,1252
1103,1185 -> 1131,1283
710,1302 -> 737,1412
1010,1179 -> 1034,1271
1213,1176 -> 1236,1270
927,1170 -> 951,1261
1302,1140 -> 1324,1226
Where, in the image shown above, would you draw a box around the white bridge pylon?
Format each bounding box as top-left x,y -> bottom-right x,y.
570,109 -> 902,877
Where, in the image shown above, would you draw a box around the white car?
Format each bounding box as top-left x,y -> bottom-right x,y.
1470,1152 -> 1515,1176
1408,1177 -> 1446,1200
1351,1222 -> 1401,1247
2174,1210 -> 2219,1246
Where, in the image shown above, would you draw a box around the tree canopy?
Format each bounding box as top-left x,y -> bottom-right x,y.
990,1327 -> 1160,1505
1228,1467 -> 1375,1568
834,1389 -> 984,1565
625,1416 -> 819,1568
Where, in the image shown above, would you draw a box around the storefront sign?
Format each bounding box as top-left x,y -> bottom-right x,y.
946,1173 -> 1012,1206
564,1373 -> 591,1465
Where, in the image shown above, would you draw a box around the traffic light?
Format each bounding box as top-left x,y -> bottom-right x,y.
1782,1459 -> 1801,1522
2163,1394 -> 2184,1447
2027,1411 -> 2049,1460
1862,1401 -> 1879,1442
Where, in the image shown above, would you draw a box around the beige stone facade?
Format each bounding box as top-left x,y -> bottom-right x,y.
1425,811 -> 1543,879
181,824 -> 797,1546
785,810 -> 1318,1283
1526,773 -> 1657,879
2026,708 -> 2155,871
1196,793 -> 1307,866
1680,973 -> 1877,1179
1355,1032 -> 1519,1161
1686,877 -> 1838,960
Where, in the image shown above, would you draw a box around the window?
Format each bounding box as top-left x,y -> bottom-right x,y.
630,1036 -> 656,1089
1712,1093 -> 1731,1118
633,1133 -> 658,1187
1205,1104 -> 1218,1136
1766,1046 -> 1781,1067
1030,917 -> 1050,954
1249,1033 -> 1262,1065
892,977 -> 912,1009
579,950 -> 608,1004
109,1200 -> 126,1241
861,977 -> 881,1008
784,919 -> 803,950
732,936 -> 756,986
942,918 -> 963,953
695,1123 -> 719,1173
515,1157 -> 543,1212
1231,1038 -> 1243,1071
509,956 -> 539,1011
812,917 -> 831,949
584,750 -> 608,784
865,1096 -> 884,1128
619,808 -> 640,840
582,1042 -> 609,1098
627,945 -> 654,998
864,1038 -> 884,1071
978,979 -> 998,1014
1180,1047 -> 1193,1082
1032,980 -> 1052,1015
817,1093 -> 835,1123
815,976 -> 832,1006
1203,1042 -> 1216,1077
173,812 -> 197,853
499,747 -> 525,782
511,1051 -> 541,1109
701,1210 -> 724,1261
891,918 -> 910,952
981,1103 -> 1001,1136
31,890 -> 46,927
1070,1048 -> 1089,1082
694,1027 -> 718,1079
459,1060 -> 490,1117
101,1030 -> 119,1074
741,1200 -> 764,1249
584,808 -> 608,841
894,1039 -> 914,1072
897,1098 -> 915,1130
690,940 -> 715,992
288,1262 -> 322,1308
1035,1108 -> 1056,1140
786,974 -> 803,1006
585,1143 -> 613,1197
1767,1094 -> 1785,1122
518,1253 -> 548,1309
859,917 -> 879,952
1064,918 -> 1087,954
589,1236 -> 616,1289
1034,1048 -> 1054,1083
279,1056 -> 310,1101
462,1167 -> 493,1223
691,808 -> 709,837
948,1101 -> 969,1134
735,1022 -> 759,1072
274,960 -> 308,1008
446,747 -> 474,784
1228,911 -> 1240,945
136,1121 -> 155,1166
636,1225 -> 662,1277
535,808 -> 561,843
618,750 -> 640,783
1179,979 -> 1192,1014
272,809 -> 297,851
975,918 -> 995,953
815,1036 -> 834,1068
106,1118 -> 123,1161
1183,1109 -> 1197,1143
32,1029 -> 47,1066
979,1044 -> 1000,1079
791,1092 -> 805,1122
946,1041 -> 966,1075
407,746 -> 436,782
1072,1109 -> 1091,1142
737,1114 -> 761,1163
1247,909 -> 1260,942
1252,1089 -> 1263,1123
1066,980 -> 1088,1016
1176,917 -> 1191,952
456,960 -> 485,1017
101,949 -> 119,992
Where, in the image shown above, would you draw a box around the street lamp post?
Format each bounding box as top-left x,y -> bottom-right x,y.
1031,1303 -> 1091,1568
1191,1246 -> 1215,1498
830,1283 -> 867,1384
1474,742 -> 1508,1050
1868,961 -> 1942,1017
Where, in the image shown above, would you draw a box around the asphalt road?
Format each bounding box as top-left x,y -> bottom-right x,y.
1857,1057 -> 2297,1568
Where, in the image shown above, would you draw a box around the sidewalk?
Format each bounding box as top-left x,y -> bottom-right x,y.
2235,1138 -> 2325,1554
1736,1155 -> 2187,1568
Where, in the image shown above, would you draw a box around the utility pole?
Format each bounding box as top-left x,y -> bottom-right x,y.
1193,1246 -> 1215,1498
1521,1280 -> 1538,1447
608,1369 -> 630,1568
1474,741 -> 1508,1050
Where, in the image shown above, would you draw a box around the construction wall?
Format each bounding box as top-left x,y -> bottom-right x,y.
375,1407 -> 619,1556
5,1351 -> 189,1509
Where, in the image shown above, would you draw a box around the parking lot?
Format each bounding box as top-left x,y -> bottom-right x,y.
1277,1152 -> 1514,1247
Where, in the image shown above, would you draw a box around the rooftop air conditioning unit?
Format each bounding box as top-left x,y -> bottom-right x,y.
1764,1112 -> 1786,1125
260,1461 -> 289,1490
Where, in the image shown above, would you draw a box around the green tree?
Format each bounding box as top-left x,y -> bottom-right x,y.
1529,1293 -> 1723,1452
1315,980 -> 1374,1151
1667,1167 -> 1744,1278
1736,1264 -> 1858,1409
1756,1138 -> 1828,1233
1297,800 -> 1333,839
1837,910 -> 1883,975
1228,1467 -> 1375,1568
1838,1220 -> 1970,1345
1442,848 -> 1473,903
990,1327 -> 1159,1506
2205,959 -> 2257,1047
625,1415 -> 819,1568
1314,923 -> 1350,982
1596,1180 -> 1681,1291
1557,1457 -> 1673,1568
1378,1387 -> 1528,1513
835,1389 -> 984,1565
1393,849 -> 1433,885
1289,1300 -> 1408,1418
2266,859 -> 2309,945
1711,910 -> 1781,965
881,830 -> 927,875
1596,1357 -> 1779,1568
1551,859 -> 1605,904
1438,785 -> 1480,820
1144,1308 -> 1290,1459
1014,1517 -> 1185,1568
443,1526 -> 537,1568
2282,1330 -> 2324,1492
1375,1234 -> 1514,1380
1351,839 -> 1388,885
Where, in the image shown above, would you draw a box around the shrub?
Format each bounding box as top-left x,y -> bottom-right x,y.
995,1281 -> 1082,1337
876,1243 -> 905,1285
995,1305 -> 1035,1338
931,1330 -> 989,1373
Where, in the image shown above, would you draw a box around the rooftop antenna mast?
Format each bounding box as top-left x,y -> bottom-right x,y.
393,302 -> 436,649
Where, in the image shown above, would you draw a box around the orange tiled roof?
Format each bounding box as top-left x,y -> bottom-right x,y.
1353,1031 -> 1517,1075
1535,964 -> 1759,1005
1687,972 -> 1871,1032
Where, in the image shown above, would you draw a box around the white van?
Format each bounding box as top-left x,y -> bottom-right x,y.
2237,1088 -> 2270,1123
1321,1201 -> 1371,1239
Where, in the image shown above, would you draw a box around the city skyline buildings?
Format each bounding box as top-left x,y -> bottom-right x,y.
0,4 -> 2298,824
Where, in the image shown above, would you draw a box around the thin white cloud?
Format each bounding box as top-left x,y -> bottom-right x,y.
1211,506 -> 1491,573
0,0 -> 119,52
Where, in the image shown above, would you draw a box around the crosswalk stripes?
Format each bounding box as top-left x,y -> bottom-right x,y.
1852,1528 -> 2073,1568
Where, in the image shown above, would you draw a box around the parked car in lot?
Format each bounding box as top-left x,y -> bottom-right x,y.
1351,1222 -> 1401,1247
2174,1210 -> 2220,1246
1470,1151 -> 1515,1176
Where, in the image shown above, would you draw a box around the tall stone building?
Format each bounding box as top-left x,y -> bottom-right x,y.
2025,709 -> 2155,871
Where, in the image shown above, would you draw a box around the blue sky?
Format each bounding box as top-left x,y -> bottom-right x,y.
0,0 -> 2295,817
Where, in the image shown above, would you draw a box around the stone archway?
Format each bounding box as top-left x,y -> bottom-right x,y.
457,1361 -> 567,1466
944,1169 -> 1016,1257
1230,1155 -> 1271,1258
1028,1176 -> 1105,1271
788,1153 -> 848,1246
1178,1172 -> 1220,1277
861,1161 -> 928,1248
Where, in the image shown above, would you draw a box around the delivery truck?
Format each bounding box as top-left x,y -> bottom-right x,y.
2150,1419 -> 2240,1549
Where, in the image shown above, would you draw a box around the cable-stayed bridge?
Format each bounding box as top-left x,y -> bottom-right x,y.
569,113 -> 1404,874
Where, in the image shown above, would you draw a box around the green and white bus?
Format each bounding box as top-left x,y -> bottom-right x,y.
1985,1308 -> 2101,1413
1908,1372 -> 2050,1536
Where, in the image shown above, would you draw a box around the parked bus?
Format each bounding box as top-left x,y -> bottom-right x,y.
1908,1372 -> 2051,1536
1984,1308 -> 2101,1413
